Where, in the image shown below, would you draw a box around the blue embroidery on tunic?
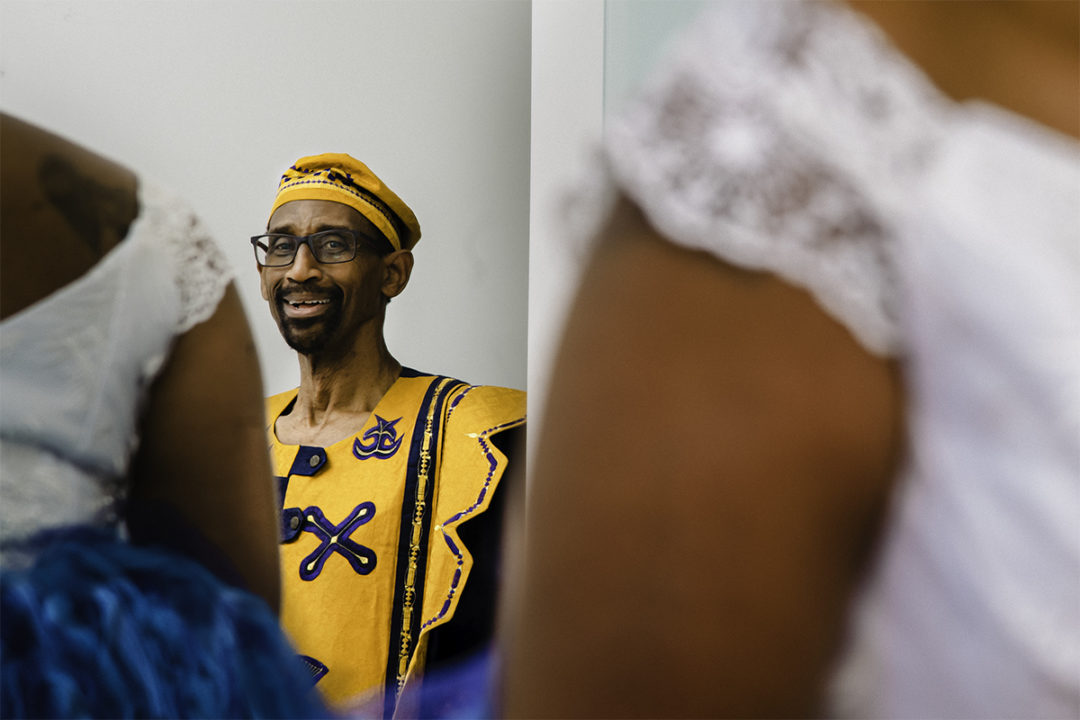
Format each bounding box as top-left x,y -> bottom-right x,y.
421,418 -> 523,632
353,415 -> 404,460
298,503 -> 377,580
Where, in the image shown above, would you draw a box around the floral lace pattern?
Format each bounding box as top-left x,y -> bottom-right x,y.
138,181 -> 231,336
601,1 -> 948,357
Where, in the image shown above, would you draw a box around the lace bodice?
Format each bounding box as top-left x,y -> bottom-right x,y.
0,181 -> 231,557
600,1 -> 949,357
596,2 -> 1080,717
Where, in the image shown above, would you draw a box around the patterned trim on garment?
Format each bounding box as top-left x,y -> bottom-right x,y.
280,173 -> 408,251
445,385 -> 476,419
384,376 -> 462,717
421,418 -> 525,633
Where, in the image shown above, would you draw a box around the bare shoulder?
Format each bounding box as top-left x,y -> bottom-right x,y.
547,195 -> 902,514
1,113 -> 138,319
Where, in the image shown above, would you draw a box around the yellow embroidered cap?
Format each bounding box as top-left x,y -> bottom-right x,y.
268,153 -> 421,251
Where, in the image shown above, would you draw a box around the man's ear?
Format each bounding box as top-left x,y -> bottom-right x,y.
257,264 -> 269,301
382,250 -> 414,299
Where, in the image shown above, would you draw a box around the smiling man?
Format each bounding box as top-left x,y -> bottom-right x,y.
253,154 -> 525,716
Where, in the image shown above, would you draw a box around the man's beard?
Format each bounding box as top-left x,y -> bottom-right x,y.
274,288 -> 345,356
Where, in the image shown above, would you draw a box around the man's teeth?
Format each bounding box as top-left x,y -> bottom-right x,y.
289,299 -> 330,307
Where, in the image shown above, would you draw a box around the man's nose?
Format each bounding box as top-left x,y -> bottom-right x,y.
285,243 -> 322,283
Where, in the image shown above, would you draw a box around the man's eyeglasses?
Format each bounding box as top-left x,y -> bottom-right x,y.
251,229 -> 370,267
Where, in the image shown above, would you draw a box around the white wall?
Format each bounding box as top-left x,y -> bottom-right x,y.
527,0 -> 605,465
0,0 -> 530,394
604,0 -> 708,116
526,0 -> 703,466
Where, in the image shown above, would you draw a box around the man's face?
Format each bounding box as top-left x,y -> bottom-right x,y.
259,199 -> 388,356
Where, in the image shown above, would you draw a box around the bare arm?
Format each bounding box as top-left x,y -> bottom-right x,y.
503,197 -> 903,717
128,284 -> 283,614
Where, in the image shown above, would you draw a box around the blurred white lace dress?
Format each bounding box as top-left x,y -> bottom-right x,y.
594,2 -> 1080,717
0,182 -> 327,718
0,181 -> 229,561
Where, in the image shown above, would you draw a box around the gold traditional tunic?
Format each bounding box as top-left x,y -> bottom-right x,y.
266,369 -> 525,715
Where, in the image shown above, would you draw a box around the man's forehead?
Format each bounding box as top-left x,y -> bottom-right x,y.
268,199 -> 381,236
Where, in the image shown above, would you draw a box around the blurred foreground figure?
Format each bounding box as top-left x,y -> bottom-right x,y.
505,2 -> 1078,717
0,114 -> 327,718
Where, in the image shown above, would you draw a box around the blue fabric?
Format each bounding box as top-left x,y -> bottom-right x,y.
1,527 -> 331,719
417,647 -> 497,719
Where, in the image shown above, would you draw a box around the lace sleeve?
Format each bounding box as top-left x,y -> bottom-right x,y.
602,1 -> 948,357
134,181 -> 233,335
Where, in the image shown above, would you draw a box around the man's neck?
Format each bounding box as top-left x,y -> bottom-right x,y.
278,334 -> 402,447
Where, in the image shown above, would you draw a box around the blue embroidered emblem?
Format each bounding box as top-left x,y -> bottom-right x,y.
353,415 -> 404,460
299,503 -> 377,580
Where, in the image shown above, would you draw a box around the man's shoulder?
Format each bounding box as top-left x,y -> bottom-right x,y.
402,369 -> 525,425
445,383 -> 526,437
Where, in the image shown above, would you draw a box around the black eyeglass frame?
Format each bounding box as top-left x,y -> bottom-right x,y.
250,228 -> 372,267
